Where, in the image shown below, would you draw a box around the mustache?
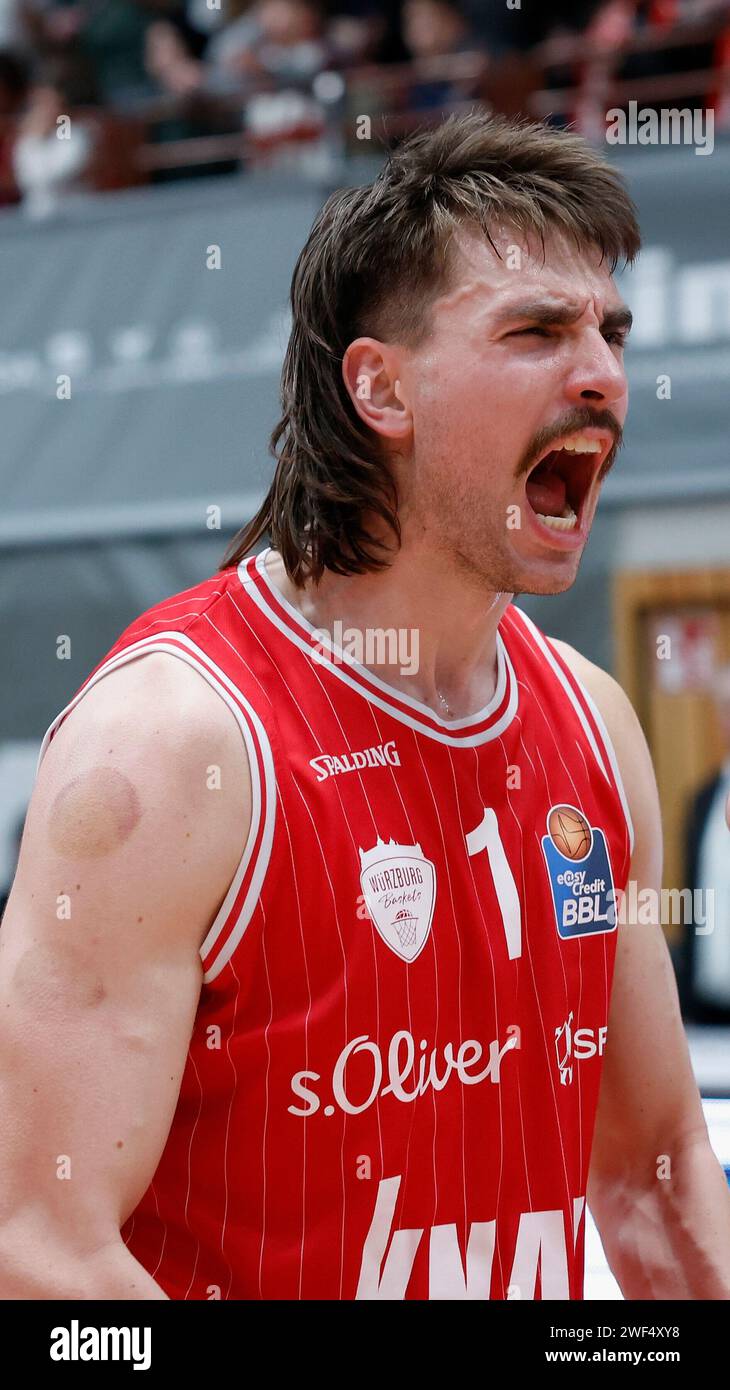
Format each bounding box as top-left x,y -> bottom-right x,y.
516,409 -> 624,482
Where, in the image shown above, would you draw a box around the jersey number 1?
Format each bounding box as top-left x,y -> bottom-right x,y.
466,809 -> 522,960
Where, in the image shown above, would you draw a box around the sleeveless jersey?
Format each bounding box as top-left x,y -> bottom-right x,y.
38,547 -> 633,1301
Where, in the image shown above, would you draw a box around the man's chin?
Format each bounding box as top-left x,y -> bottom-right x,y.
510,553 -> 583,597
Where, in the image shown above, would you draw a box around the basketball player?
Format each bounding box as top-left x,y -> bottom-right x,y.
1,112 -> 729,1301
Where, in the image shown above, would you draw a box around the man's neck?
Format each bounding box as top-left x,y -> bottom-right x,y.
264,543 -> 513,720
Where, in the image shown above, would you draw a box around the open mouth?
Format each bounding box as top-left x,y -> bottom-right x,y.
524,433 -> 609,534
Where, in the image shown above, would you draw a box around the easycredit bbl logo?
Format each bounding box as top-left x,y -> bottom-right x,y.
541,804 -> 618,940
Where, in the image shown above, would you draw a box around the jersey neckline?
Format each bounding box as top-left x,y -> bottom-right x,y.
238,548 -> 519,747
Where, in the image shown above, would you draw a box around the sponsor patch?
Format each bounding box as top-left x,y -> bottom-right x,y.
541,804 -> 617,939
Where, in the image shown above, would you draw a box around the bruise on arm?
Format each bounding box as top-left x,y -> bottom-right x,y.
48,767 -> 142,860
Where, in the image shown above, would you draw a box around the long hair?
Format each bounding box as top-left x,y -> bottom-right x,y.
220,110 -> 641,585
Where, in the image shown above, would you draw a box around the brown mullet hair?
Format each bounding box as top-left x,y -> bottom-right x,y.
220,110 -> 641,585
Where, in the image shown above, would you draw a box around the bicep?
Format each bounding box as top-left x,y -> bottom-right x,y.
0,655 -> 249,1243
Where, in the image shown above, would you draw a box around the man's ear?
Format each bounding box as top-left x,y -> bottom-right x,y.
342,337 -> 412,442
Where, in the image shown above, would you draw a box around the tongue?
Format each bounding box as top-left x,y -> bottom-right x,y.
526,469 -> 567,518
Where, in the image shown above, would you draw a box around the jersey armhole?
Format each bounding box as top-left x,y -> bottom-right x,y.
507,606 -> 635,861
36,631 -> 278,984
570,677 -> 635,861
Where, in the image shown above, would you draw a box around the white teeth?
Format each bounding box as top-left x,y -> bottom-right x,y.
536,506 -> 578,531
559,435 -> 602,454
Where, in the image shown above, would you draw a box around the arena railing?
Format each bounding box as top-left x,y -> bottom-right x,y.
0,9 -> 726,197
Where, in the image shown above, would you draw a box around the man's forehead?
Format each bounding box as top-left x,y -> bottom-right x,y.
436,225 -> 623,315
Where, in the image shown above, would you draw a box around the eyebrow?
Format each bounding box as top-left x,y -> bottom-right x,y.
493,299 -> 633,334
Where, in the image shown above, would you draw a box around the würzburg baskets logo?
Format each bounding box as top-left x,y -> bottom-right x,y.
359,837 -> 436,962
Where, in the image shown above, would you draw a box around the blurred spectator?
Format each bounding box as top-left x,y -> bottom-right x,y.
681,665 -> 730,1024
78,0 -> 157,108
459,0 -> 604,53
0,0 -> 30,51
402,0 -> 471,61
24,0 -> 161,109
0,47 -> 29,112
143,16 -> 243,178
0,49 -> 30,204
205,0 -> 330,88
0,0 -> 724,199
571,0 -> 730,137
146,13 -> 205,95
202,0 -> 262,90
12,56 -> 96,215
402,0 -> 480,110
185,0 -> 240,41
24,0 -> 89,50
203,0 -> 335,155
327,1 -> 386,67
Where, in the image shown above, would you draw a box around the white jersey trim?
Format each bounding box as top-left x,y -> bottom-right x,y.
577,683 -> 636,858
512,606 -> 635,858
36,632 -> 277,983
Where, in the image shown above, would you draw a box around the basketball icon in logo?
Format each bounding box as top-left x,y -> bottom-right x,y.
547,805 -> 592,861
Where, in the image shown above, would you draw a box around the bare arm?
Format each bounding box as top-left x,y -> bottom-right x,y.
554,639 -> 730,1299
0,654 -> 250,1298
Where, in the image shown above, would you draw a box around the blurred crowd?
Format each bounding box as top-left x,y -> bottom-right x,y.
0,0 -> 728,213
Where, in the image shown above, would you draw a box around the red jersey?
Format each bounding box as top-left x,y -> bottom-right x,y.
38,547 -> 633,1300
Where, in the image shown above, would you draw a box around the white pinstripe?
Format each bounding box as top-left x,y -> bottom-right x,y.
149,1181 -> 166,1281
509,717 -> 574,1219
258,900 -> 274,1300
182,1052 -> 204,1299
276,791 -> 312,1298
470,746 -> 511,1292
410,733 -> 453,1236
496,728 -> 533,1215
288,773 -> 351,1298
352,702 -> 420,1205
220,950 -> 243,1300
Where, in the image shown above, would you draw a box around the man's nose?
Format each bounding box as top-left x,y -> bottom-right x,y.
563,331 -> 628,409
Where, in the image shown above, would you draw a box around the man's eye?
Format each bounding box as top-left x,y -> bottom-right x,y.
512,327 -> 551,338
605,332 -> 628,347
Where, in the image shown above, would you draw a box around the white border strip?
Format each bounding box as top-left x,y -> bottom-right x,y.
36,632 -> 277,983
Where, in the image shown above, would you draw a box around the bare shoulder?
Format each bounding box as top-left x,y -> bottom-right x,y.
41,651 -> 250,779
19,651 -> 252,951
549,637 -> 660,866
